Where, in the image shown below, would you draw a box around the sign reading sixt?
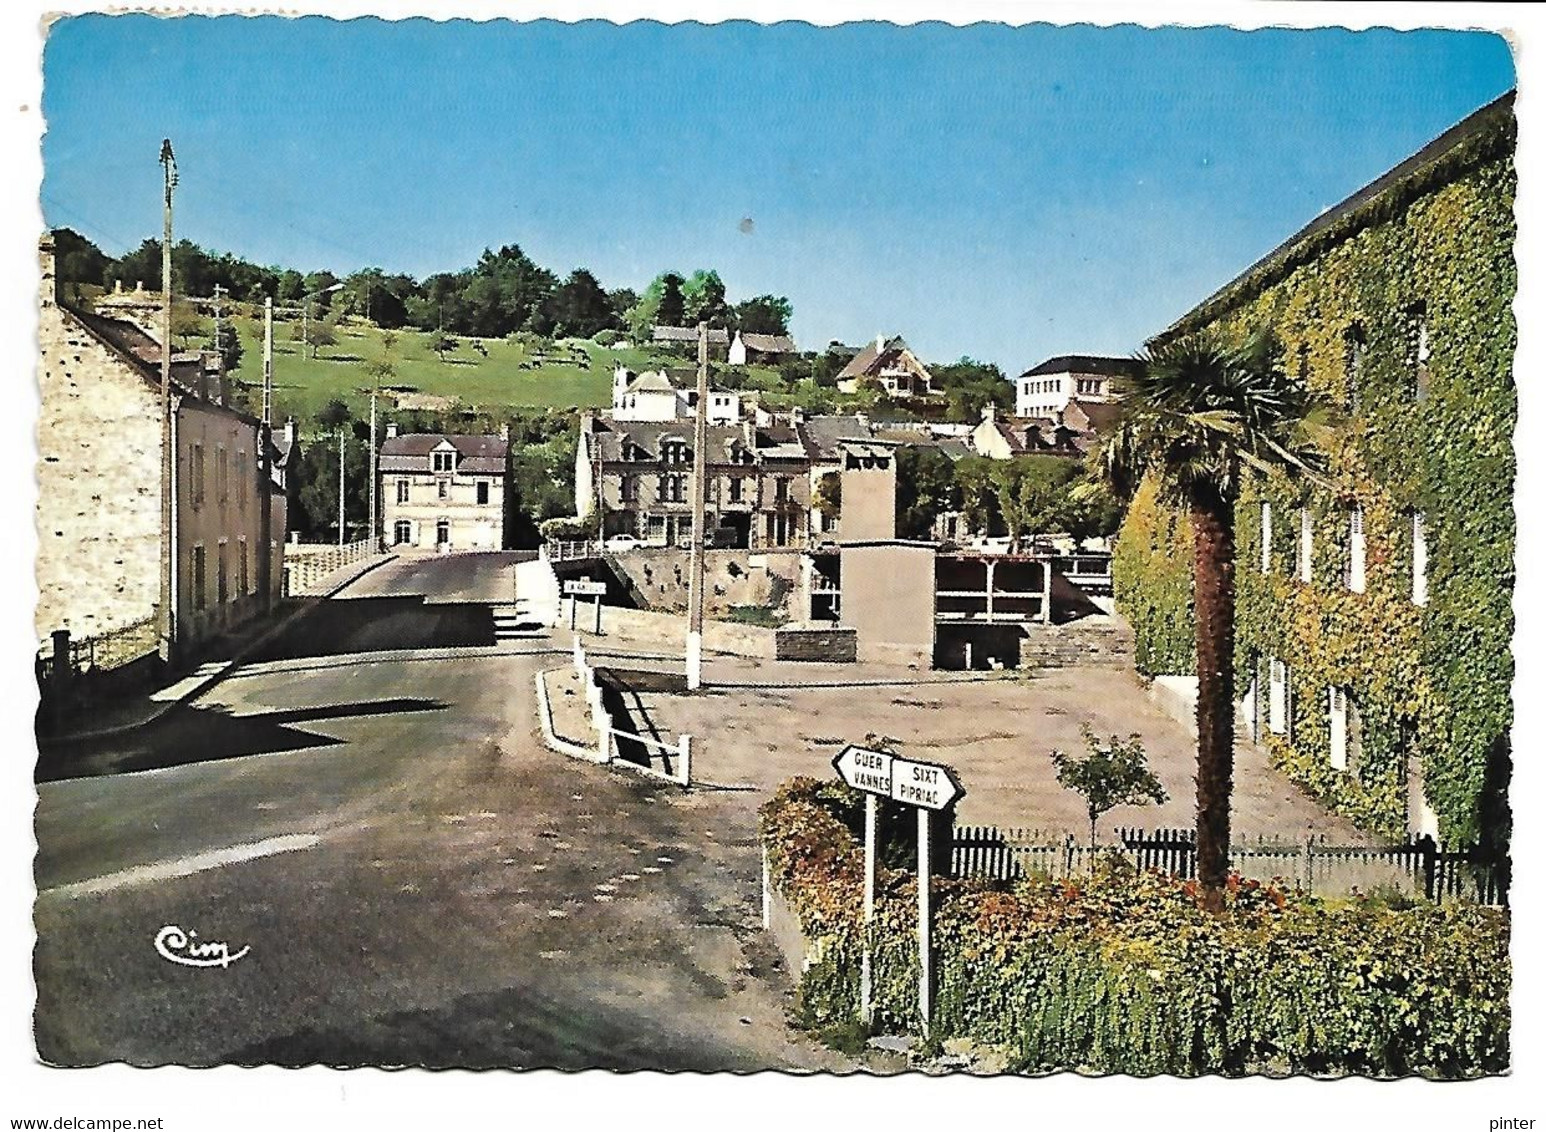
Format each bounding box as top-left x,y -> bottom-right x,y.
831,745 -> 963,811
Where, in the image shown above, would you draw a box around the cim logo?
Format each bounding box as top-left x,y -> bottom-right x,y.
154,925 -> 250,969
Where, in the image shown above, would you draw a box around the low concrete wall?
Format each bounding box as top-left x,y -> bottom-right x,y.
1147,673 -> 1252,738
598,604 -> 778,659
773,625 -> 857,663
608,548 -> 803,618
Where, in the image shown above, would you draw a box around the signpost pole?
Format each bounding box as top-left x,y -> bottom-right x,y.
861,792 -> 877,1025
593,592 -> 603,635
918,807 -> 932,1036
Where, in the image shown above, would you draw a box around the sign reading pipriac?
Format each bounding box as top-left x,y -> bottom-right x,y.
889,758 -> 961,811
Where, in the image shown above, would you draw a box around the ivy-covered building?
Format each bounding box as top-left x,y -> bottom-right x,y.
1113,93 -> 1515,845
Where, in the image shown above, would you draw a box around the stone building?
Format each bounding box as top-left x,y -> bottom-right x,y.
379,427 -> 511,551
576,414 -> 812,549
1113,93 -> 1516,843
35,232 -> 287,657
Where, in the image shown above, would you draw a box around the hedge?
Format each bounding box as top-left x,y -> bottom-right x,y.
1112,100 -> 1515,843
762,777 -> 1510,1078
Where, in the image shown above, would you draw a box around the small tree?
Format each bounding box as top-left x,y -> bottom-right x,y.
1051,726 -> 1168,849
309,316 -> 339,359
431,331 -> 459,363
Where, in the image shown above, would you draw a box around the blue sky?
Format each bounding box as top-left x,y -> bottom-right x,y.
41,16 -> 1514,373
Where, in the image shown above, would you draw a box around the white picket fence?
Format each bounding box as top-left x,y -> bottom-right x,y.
569,637 -> 692,787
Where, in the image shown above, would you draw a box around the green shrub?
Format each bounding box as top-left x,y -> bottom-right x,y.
761,777 -> 1509,1078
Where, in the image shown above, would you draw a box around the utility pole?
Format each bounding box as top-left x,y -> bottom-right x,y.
157,139 -> 177,665
368,389 -> 378,551
338,430 -> 347,548
686,321 -> 709,690
262,296 -> 274,425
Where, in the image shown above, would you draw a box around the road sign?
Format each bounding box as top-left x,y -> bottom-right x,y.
832,745 -> 894,795
889,757 -> 964,811
563,580 -> 607,597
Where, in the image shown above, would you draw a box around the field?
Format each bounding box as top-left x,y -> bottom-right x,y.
224,316 -> 795,427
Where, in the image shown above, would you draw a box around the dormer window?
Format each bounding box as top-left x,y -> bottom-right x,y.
432,450 -> 456,473
662,439 -> 689,466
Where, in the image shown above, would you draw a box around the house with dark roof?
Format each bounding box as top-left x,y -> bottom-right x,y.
379,427 -> 511,551
576,413 -> 812,549
835,335 -> 935,398
1014,354 -> 1136,418
36,233 -> 288,659
728,330 -> 797,365
610,362 -> 741,424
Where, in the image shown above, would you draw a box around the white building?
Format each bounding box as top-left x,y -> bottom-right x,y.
611,363 -> 741,424
380,428 -> 509,551
1014,355 -> 1134,418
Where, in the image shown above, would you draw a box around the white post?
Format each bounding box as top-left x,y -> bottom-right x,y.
686,322 -> 709,690
862,792 -> 877,1025
761,842 -> 772,930
337,430 -> 346,549
569,594 -> 578,631
677,733 -> 692,787
918,806 -> 932,1036
262,296 -> 273,425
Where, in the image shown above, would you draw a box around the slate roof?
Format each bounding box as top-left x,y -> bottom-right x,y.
587,418 -> 745,463
380,433 -> 508,474
836,336 -> 909,381
1062,398 -> 1124,433
625,372 -> 676,394
652,325 -> 730,345
1018,355 -> 1140,379
739,332 -> 797,354
798,414 -> 876,461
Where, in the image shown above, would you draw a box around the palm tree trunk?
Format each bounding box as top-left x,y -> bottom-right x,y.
1191,493 -> 1236,911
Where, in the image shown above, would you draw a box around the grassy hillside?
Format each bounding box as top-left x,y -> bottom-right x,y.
224,316 -> 798,426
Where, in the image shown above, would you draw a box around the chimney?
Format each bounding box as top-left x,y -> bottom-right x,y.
38,233 -> 56,309
134,280 -> 145,293
284,418 -> 297,446
875,334 -> 885,354
982,403 -> 996,424
114,279 -> 124,294
854,411 -> 870,434
791,405 -> 806,425
386,421 -> 399,440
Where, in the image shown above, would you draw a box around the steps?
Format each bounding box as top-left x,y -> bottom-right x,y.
493,601 -> 549,642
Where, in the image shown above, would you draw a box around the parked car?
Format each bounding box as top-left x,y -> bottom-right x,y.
603,534 -> 642,553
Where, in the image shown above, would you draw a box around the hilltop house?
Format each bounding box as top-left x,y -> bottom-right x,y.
1014,355 -> 1135,418
835,335 -> 935,398
36,233 -> 288,659
610,363 -> 741,425
728,330 -> 797,365
380,427 -> 511,551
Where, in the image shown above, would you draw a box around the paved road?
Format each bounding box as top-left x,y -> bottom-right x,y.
34,552 -> 843,1071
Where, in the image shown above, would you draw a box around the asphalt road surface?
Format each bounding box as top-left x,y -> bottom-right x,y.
33,552 -> 843,1072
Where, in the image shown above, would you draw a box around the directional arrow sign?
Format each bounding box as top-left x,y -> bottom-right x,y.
832,745 -> 894,796
563,580 -> 607,596
888,757 -> 964,811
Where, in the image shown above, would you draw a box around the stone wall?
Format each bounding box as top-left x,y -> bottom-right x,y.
606,548 -> 803,618
773,625 -> 857,663
1018,616 -> 1135,670
36,287 -> 162,642
592,604 -> 777,659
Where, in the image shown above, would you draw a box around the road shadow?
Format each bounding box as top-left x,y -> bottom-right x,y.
246,596 -> 497,663
36,696 -> 449,782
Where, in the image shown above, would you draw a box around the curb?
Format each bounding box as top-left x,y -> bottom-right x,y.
532,668 -> 607,764
39,553 -> 399,746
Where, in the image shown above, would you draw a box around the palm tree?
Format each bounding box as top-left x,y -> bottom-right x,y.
1098,328 -> 1328,910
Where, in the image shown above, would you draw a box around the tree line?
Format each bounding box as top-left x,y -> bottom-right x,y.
51,228 -> 794,343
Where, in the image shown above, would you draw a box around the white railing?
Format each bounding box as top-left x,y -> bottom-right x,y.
571,637 -> 692,786
282,538 -> 380,596
543,539 -> 601,563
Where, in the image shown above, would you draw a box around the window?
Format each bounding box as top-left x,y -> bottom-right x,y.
1347,505 -> 1366,593
192,545 -> 207,611
397,479 -> 409,504
476,480 -> 490,505
236,450 -> 248,512
1344,324 -> 1366,409
659,474 -> 686,503
217,541 -> 228,605
620,475 -> 638,503
1412,511 -> 1429,607
1297,507 -> 1314,584
1260,501 -> 1273,574
1328,687 -> 1362,773
728,477 -> 743,503
191,443 -> 205,507
663,440 -> 689,466
432,450 -> 455,473
775,477 -> 791,503
394,520 -> 412,544
1408,302 -> 1431,401
436,518 -> 450,545
438,480 -> 449,501
217,446 -> 228,506
238,538 -> 250,596
1268,658 -> 1289,735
